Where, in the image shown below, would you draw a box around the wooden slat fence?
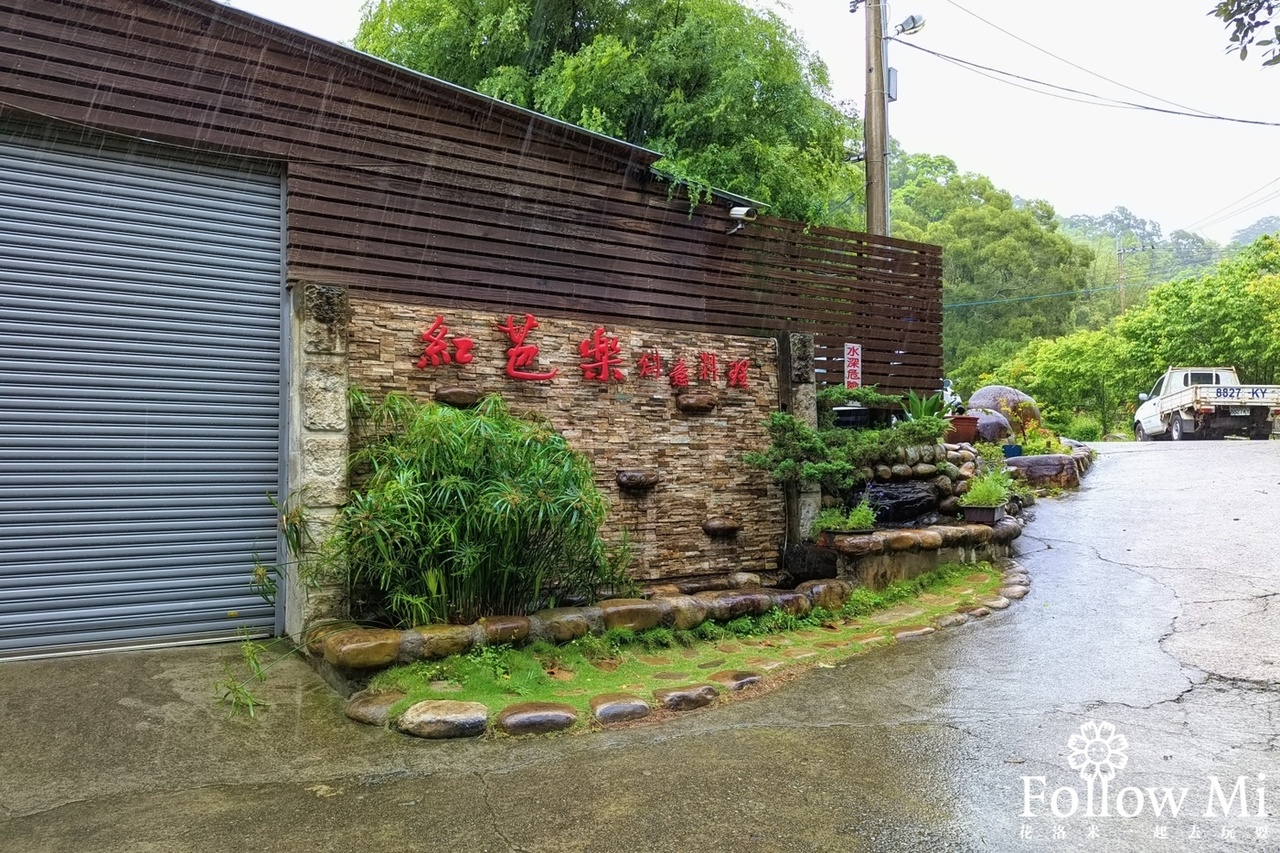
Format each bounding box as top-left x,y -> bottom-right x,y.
0,0 -> 942,394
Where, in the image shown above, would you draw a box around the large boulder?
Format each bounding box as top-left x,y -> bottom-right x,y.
1006,454 -> 1081,489
968,386 -> 1041,433
862,481 -> 938,524
967,407 -> 1013,442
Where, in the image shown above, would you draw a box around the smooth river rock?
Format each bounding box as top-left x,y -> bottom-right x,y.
394,700 -> 489,739
495,702 -> 578,736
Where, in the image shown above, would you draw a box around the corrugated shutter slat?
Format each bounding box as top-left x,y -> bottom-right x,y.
0,130 -> 283,658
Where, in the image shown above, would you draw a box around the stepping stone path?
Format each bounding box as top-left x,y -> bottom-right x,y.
743,657 -> 789,671
891,625 -> 936,640
707,670 -> 763,691
869,605 -> 926,625
590,693 -> 651,724
496,702 -> 578,736
653,684 -> 719,711
934,612 -> 970,629
352,558 -> 1035,739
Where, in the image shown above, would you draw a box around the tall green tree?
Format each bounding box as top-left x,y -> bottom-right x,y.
889,154 -> 1094,372
355,0 -> 866,225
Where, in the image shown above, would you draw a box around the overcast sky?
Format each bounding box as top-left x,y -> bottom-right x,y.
227,0 -> 1278,244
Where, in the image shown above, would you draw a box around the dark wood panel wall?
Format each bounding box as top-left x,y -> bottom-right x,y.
0,0 -> 943,394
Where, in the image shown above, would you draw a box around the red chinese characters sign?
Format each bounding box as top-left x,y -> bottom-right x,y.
412,311 -> 757,393
497,314 -> 558,381
579,327 -> 625,382
416,315 -> 475,369
844,343 -> 863,389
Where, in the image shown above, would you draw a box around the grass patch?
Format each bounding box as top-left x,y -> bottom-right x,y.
368,562 -> 1004,729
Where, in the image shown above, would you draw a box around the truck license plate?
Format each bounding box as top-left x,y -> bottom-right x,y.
1229,407 -> 1250,416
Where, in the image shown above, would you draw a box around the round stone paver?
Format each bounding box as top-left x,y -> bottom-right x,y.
706,670 -> 763,691
934,612 -> 970,629
653,684 -> 719,711
653,671 -> 689,680
978,595 -> 1011,610
696,658 -> 728,669
891,625 -> 937,640
869,605 -> 925,625
1000,585 -> 1030,600
961,606 -> 992,618
590,693 -> 651,724
495,702 -> 578,736
345,690 -> 405,727
743,657 -> 789,671
394,700 -> 489,739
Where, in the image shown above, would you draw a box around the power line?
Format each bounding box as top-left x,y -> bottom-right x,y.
1177,174 -> 1280,231
944,254 -> 1232,310
940,0 -> 1217,118
895,40 -> 1280,128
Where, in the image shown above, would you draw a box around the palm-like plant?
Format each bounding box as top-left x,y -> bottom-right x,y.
336,392 -> 626,626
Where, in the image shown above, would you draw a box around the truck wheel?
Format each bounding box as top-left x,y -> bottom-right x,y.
1171,416 -> 1184,441
1135,422 -> 1150,442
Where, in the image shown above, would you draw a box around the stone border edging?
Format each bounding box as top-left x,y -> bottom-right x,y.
311,520 -> 1024,677
343,556 -> 1035,739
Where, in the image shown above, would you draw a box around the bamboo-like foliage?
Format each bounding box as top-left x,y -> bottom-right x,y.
339,391 -> 625,626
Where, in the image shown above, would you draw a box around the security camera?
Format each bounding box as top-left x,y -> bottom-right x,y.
729,206 -> 758,222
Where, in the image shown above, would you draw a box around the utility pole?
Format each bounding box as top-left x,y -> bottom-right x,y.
864,0 -> 889,236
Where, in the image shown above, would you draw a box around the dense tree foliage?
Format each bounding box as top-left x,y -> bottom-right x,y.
1213,0 -> 1279,65
973,236 -> 1280,437
889,154 -> 1094,372
355,0 -> 866,224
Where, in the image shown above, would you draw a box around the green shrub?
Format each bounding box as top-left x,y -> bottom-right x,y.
810,498 -> 878,536
1059,415 -> 1102,442
959,468 -> 1013,507
333,391 -> 632,627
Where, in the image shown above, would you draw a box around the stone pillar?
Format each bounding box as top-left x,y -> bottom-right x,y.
785,333 -> 822,541
284,283 -> 351,640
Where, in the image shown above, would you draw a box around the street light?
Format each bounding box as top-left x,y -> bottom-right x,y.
850,2 -> 924,236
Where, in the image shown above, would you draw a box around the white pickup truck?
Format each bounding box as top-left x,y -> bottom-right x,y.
1135,367 -> 1280,441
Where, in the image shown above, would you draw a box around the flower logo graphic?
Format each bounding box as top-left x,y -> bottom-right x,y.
1067,720 -> 1129,783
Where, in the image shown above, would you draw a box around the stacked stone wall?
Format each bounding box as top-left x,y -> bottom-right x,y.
346,296 -> 783,583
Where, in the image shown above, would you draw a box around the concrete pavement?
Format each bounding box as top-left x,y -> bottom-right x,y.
2,440 -> 1277,852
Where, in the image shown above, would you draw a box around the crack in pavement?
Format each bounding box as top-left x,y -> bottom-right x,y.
474,770 -> 532,853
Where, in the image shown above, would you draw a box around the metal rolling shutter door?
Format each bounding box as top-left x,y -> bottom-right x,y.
0,131 -> 283,658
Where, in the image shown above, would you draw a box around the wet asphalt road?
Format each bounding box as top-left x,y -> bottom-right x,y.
1,440 -> 1278,852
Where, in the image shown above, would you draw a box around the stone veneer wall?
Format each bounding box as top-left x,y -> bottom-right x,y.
346,296 -> 784,585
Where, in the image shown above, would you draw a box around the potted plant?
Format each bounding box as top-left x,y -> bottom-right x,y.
957,468 -> 1012,524
945,413 -> 980,444
811,498 -> 878,546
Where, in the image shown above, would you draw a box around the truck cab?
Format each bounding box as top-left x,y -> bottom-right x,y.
1135,367 -> 1280,440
